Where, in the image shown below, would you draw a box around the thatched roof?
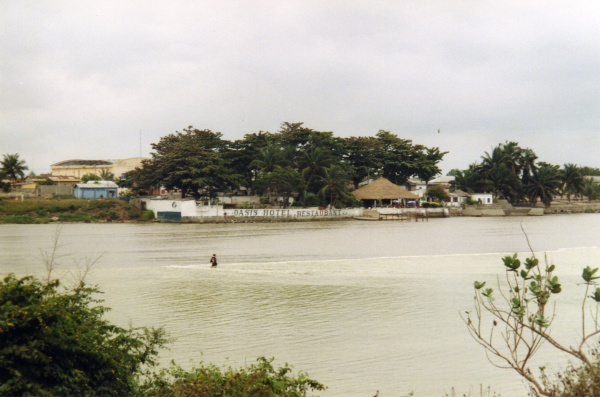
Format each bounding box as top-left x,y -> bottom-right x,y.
352,177 -> 419,200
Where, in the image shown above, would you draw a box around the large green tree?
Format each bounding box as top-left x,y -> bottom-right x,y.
342,136 -> 383,189
377,130 -> 430,185
136,127 -> 240,200
253,167 -> 304,208
1,153 -> 28,183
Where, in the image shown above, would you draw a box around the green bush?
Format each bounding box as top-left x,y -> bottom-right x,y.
108,211 -> 120,220
142,210 -> 155,221
0,274 -> 167,396
139,357 -> 326,397
465,197 -> 479,206
129,210 -> 141,219
302,193 -> 321,207
0,215 -> 43,224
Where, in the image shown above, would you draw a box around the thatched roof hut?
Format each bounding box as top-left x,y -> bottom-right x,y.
352,177 -> 419,205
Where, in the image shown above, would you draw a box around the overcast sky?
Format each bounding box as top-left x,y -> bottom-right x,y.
2,1 -> 599,175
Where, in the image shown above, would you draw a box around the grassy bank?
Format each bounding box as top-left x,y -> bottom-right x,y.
0,197 -> 143,224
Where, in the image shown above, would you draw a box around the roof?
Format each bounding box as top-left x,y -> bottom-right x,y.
449,189 -> 471,197
352,177 -> 420,200
49,175 -> 81,182
430,176 -> 455,184
75,181 -> 118,189
52,159 -> 113,167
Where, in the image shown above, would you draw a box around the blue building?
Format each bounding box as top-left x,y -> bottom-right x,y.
74,181 -> 118,199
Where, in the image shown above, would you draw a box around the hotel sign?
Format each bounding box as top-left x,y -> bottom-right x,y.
228,209 -> 352,218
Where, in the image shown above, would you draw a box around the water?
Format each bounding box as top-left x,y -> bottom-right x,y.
1,215 -> 600,396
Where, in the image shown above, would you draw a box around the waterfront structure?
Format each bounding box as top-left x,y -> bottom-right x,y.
447,189 -> 471,207
73,180 -> 118,199
470,193 -> 493,205
351,177 -> 420,207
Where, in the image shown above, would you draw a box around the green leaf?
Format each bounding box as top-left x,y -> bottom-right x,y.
590,288 -> 600,303
474,281 -> 486,290
524,257 -> 538,270
482,288 -> 494,300
583,266 -> 600,283
502,254 -> 521,272
535,315 -> 550,328
547,264 -> 556,273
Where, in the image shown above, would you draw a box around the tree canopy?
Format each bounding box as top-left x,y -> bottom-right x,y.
450,141 -> 596,207
134,122 -> 447,207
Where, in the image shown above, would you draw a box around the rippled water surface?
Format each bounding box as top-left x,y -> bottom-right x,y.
2,215 -> 600,396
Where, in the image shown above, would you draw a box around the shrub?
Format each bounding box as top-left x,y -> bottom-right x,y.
142,210 -> 155,221
0,274 -> 167,396
465,198 -> 479,206
302,193 -> 321,207
0,215 -> 41,224
108,211 -> 120,220
421,202 -> 442,208
139,357 -> 326,397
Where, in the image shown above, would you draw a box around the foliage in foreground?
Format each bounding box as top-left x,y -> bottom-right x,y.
463,237 -> 600,396
0,274 -> 167,396
0,272 -> 325,396
139,357 -> 326,397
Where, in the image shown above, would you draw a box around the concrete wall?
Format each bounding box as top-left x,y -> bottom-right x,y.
139,197 -> 364,220
36,184 -> 75,197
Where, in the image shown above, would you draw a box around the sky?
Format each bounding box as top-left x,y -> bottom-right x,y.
2,1 -> 599,175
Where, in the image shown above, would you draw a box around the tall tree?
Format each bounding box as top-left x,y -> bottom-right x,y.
561,163 -> 585,203
448,166 -> 481,193
136,127 -> 240,200
299,147 -> 334,193
415,147 -> 448,188
376,130 -> 421,185
253,167 -> 304,208
582,177 -> 600,202
342,136 -> 382,189
1,153 -> 28,183
317,165 -> 353,207
526,163 -> 562,207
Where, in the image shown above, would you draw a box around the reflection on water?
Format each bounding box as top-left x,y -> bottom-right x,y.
1,215 -> 600,396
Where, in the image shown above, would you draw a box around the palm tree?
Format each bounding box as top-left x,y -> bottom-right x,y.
562,163 -> 585,203
481,163 -> 519,201
299,147 -> 333,192
250,143 -> 283,173
583,178 -> 600,202
526,164 -> 562,207
99,169 -> 115,181
1,153 -> 28,183
449,166 -> 480,193
318,166 -> 352,207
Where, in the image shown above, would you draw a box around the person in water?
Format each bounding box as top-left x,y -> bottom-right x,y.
210,254 -> 218,267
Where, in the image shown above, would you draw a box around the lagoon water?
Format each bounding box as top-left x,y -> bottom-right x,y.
2,215 -> 600,396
